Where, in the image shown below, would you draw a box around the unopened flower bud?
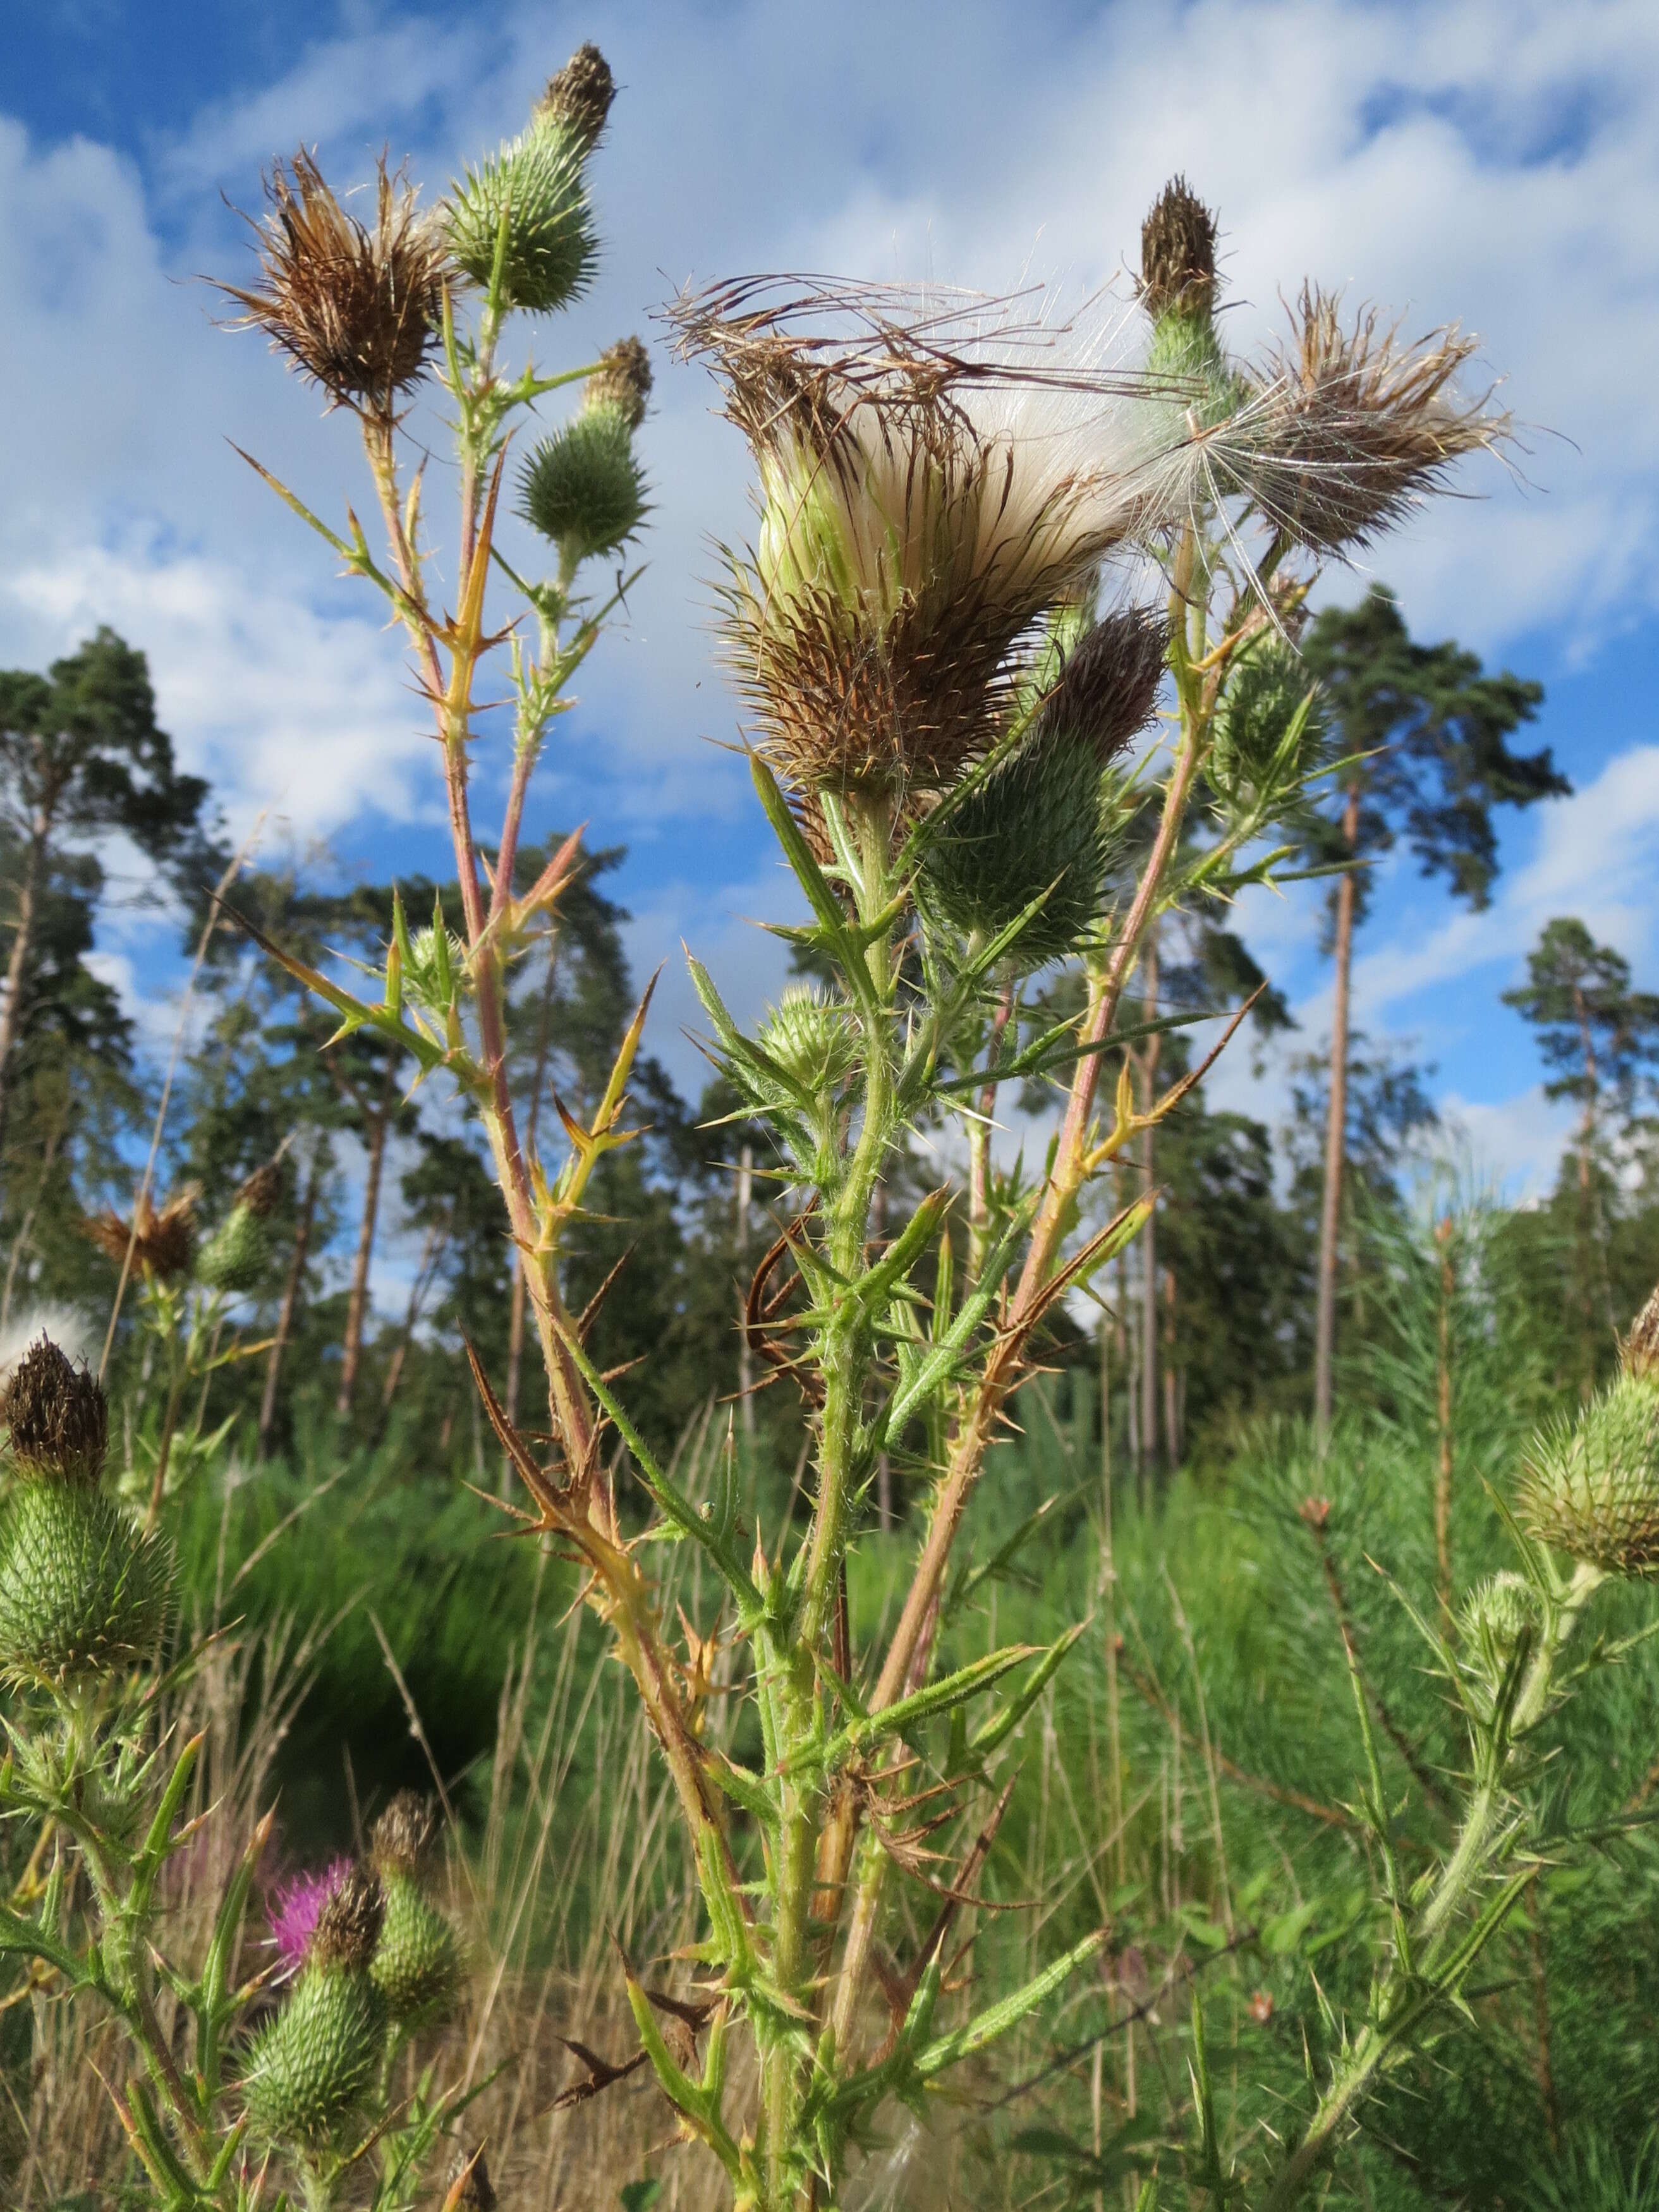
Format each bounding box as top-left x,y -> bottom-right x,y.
1211,638 -> 1325,806
368,1791 -> 462,2028
1522,1343 -> 1659,1578
759,987 -> 859,1097
1459,1571 -> 1542,1679
197,1163 -> 285,1294
241,1868 -> 388,2150
518,410 -> 647,566
1141,174 -> 1219,324
447,112 -> 597,315
534,42 -> 616,151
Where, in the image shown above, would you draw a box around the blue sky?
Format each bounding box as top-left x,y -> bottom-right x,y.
5,0 -> 1659,1212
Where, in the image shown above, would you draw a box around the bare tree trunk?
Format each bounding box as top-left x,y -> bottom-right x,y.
259,1143 -> 322,1461
336,1061 -> 396,1419
0,825 -> 48,1169
1,1087 -> 69,1333
1139,927 -> 1162,1486
1314,784 -> 1361,1437
1571,981 -> 1615,1373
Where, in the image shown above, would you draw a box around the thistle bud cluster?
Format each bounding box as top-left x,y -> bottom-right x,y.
1522,1284 -> 1659,1577
241,1868 -> 389,2151
368,1789 -> 463,2029
0,1339 -> 173,1691
518,335 -> 652,571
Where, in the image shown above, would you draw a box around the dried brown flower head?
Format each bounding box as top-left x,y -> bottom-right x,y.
83,1188 -> 199,1284
671,277 -> 1212,798
370,1789 -> 441,1878
445,2144 -> 497,2211
236,1158 -> 286,1220
1210,285 -> 1509,556
312,1868 -> 385,1972
1031,604 -> 1169,763
1,1337 -> 107,1485
1141,175 -> 1220,321
535,42 -> 616,150
221,152 -> 449,413
586,334 -> 653,429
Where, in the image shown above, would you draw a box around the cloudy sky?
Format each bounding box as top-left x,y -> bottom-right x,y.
6,0 -> 1659,1206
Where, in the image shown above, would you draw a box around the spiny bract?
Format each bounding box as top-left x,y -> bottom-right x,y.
446,113 -> 597,316
0,1484 -> 173,1689
239,1958 -> 387,2150
518,406 -> 647,565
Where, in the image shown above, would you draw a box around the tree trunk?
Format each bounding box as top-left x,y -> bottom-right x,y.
0,823 -> 49,1168
1313,784 -> 1361,1437
1139,927 -> 1162,1486
336,1064 -> 396,1419
259,1143 -> 323,1461
375,1218 -> 447,1436
1162,1263 -> 1179,1468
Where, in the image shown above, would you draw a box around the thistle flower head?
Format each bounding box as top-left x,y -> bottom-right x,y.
0,1482 -> 174,1689
1,1337 -> 107,1485
241,1868 -> 387,2151
447,99 -> 599,315
585,334 -> 653,430
760,986 -> 860,1096
670,276 -> 1218,799
1521,1358 -> 1659,1578
267,1859 -> 351,1976
220,152 -> 448,413
83,1187 -> 198,1284
1208,286 -> 1509,557
1028,603 -> 1168,764
312,1867 -> 385,1971
535,41 -> 616,150
1140,175 -> 1220,322
370,1789 -> 441,1879
197,1159 -> 286,1295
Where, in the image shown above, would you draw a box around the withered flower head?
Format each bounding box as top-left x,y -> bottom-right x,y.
535,41 -> 616,150
1208,284 -> 1509,556
1030,604 -> 1169,763
1,1337 -> 107,1485
83,1188 -> 199,1284
370,1789 -> 441,1878
236,1158 -> 286,1220
220,152 -> 449,413
312,1868 -> 385,1972
1624,1284 -> 1659,1380
447,2145 -> 498,2211
585,335 -> 653,430
1141,175 -> 1220,322
670,277 -> 1214,799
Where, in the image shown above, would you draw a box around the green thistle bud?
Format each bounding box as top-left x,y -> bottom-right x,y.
759,987 -> 860,1097
197,1162 -> 283,1294
1459,1571 -> 1541,1679
1522,1368 -> 1659,1578
0,1481 -> 174,1690
1211,638 -> 1324,805
533,42 -> 616,152
1141,174 -> 1219,324
3,1337 -> 107,1483
368,1791 -> 461,2029
241,1870 -> 387,2151
406,923 -> 468,1014
446,106 -> 598,317
518,406 -> 647,566
920,732 -> 1116,971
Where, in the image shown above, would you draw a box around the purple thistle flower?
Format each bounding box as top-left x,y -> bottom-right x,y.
266,1857 -> 351,1976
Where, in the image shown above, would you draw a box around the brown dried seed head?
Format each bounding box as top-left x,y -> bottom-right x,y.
1624,1284 -> 1659,1380
1,1338 -> 108,1485
446,2144 -> 497,2211
237,1158 -> 286,1220
585,336 -> 652,430
83,1188 -> 198,1284
1031,604 -> 1169,764
535,42 -> 615,149
1141,176 -> 1220,320
370,1789 -> 441,1878
312,1868 -> 385,1972
219,152 -> 449,413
